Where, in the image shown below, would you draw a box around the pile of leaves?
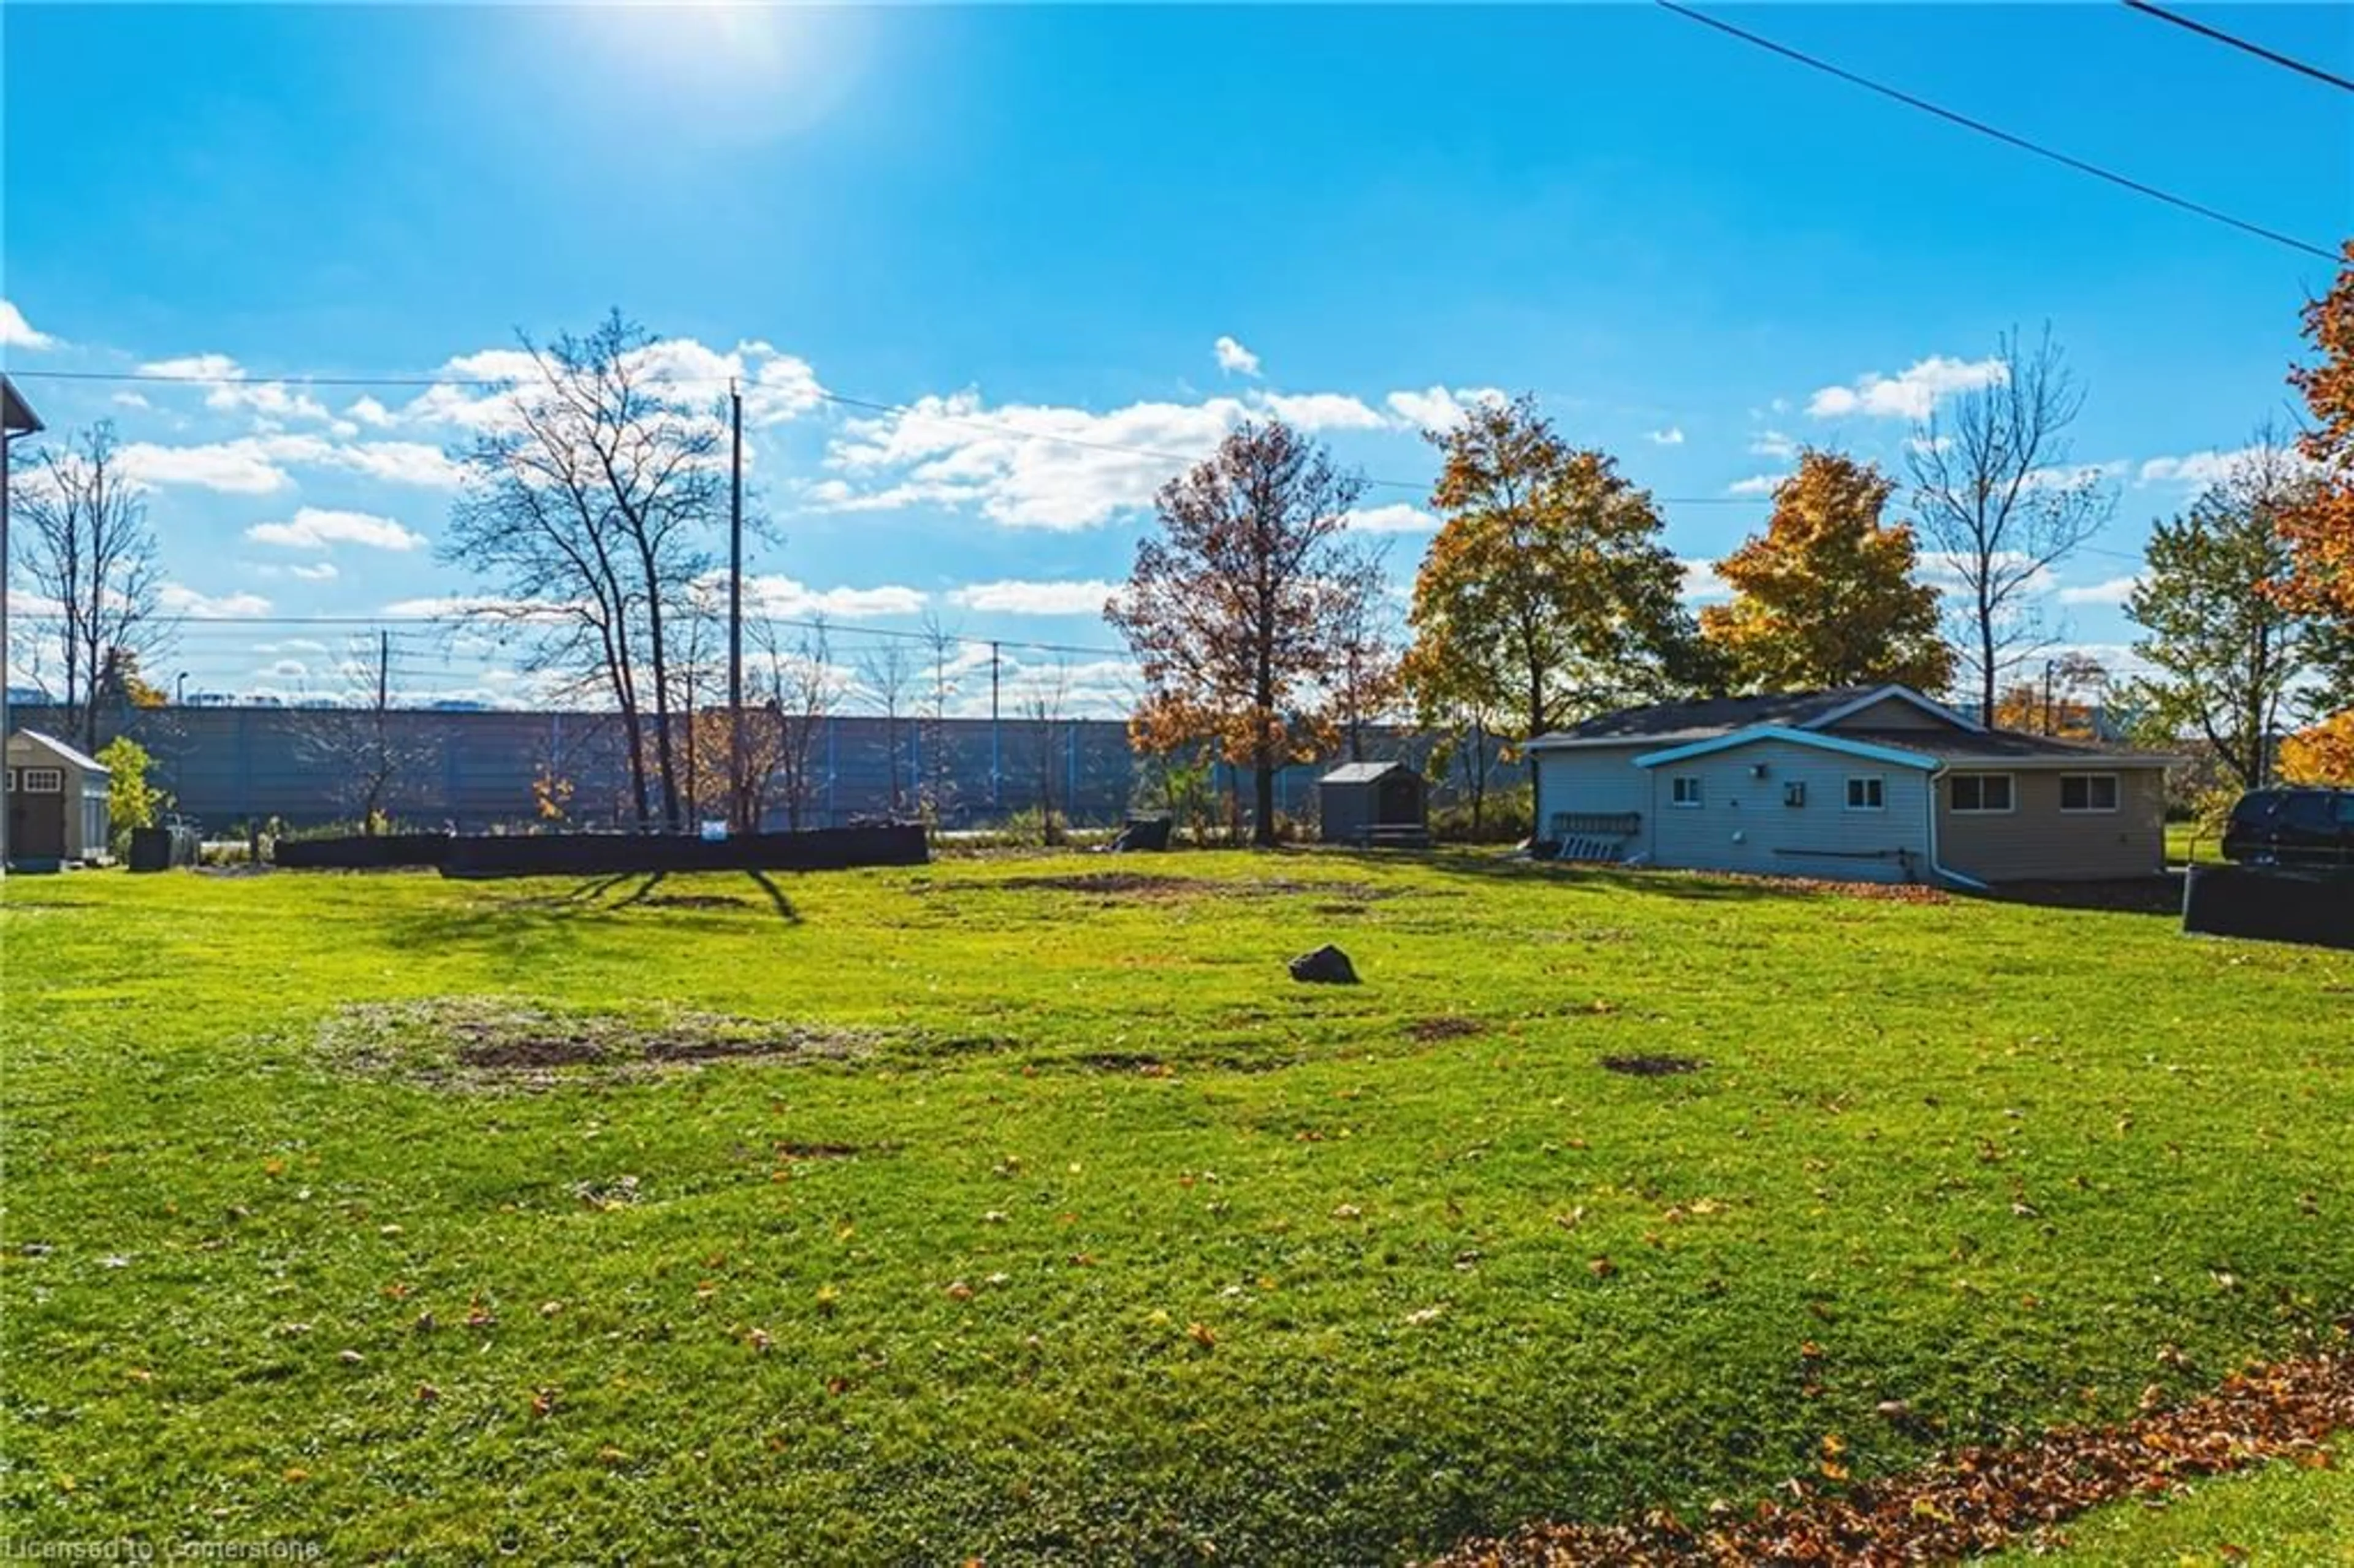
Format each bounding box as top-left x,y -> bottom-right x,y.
1431,1353 -> 2352,1566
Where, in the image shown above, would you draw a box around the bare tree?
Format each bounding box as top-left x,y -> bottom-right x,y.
857,639 -> 916,815
1018,655 -> 1074,845
293,632 -> 440,833
1908,327 -> 2114,725
915,611 -> 964,824
15,422 -> 167,752
1331,544 -> 1404,763
756,616 -> 837,831
439,311 -> 722,829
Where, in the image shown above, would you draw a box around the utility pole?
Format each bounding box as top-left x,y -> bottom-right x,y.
989,641 -> 1002,813
728,381 -> 745,832
2041,658 -> 2056,736
378,629 -> 390,711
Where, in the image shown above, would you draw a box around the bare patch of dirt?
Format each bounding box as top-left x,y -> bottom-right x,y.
318,999 -> 877,1092
1409,1016 -> 1485,1043
1426,1353 -> 2354,1567
1072,1051 -> 1172,1076
1601,1054 -> 1705,1077
635,894 -> 747,911
929,872 -> 1401,904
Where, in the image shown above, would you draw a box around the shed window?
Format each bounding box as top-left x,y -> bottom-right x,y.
1845,776 -> 1885,812
1950,774 -> 2014,813
1670,775 -> 1703,807
2059,773 -> 2120,813
21,767 -> 63,793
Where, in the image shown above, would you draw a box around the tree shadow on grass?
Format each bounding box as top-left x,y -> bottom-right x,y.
744,869 -> 802,926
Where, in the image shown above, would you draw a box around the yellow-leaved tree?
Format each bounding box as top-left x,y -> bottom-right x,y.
2277,242 -> 2354,626
1404,394 -> 1701,749
1700,449 -> 1952,695
2279,710 -> 2354,786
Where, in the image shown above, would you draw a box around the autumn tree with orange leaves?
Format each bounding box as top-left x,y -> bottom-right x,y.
1108,420 -> 1377,848
2277,242 -> 2354,623
1404,395 -> 1701,748
1699,449 -> 1951,695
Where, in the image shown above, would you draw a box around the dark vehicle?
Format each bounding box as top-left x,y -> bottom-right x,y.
2222,788 -> 2354,869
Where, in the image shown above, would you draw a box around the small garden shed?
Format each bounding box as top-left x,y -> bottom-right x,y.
1317,760 -> 1430,847
6,729 -> 112,867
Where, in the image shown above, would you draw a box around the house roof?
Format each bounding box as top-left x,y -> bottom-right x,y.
1634,725 -> 1945,772
1527,687 -> 1888,748
1319,760 -> 1417,786
7,729 -> 110,775
1834,729 -> 2185,768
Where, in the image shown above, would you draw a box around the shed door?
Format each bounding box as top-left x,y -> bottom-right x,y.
9,792 -> 66,859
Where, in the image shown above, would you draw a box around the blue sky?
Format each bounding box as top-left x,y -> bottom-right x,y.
3,3 -> 2347,712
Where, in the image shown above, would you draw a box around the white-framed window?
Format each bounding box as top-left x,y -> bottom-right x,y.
1845,775 -> 1885,812
2059,773 -> 2120,813
1670,775 -> 1703,807
21,767 -> 63,793
2,769 -> 13,791
1950,773 -> 2014,813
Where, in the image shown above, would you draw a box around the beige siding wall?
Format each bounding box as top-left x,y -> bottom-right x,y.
1935,767 -> 2168,881
1823,694 -> 1958,731
1533,745 -> 1656,858
1646,739 -> 1933,882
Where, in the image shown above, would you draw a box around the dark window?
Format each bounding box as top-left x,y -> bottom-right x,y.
2059,774 -> 2119,812
1951,774 -> 2014,813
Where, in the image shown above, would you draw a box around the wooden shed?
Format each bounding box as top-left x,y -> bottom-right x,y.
6,730 -> 112,867
1317,760 -> 1430,847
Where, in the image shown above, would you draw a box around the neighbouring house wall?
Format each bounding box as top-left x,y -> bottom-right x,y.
1533,745 -> 1655,858
1823,695 -> 1962,731
1933,767 -> 2169,882
1646,738 -> 1933,883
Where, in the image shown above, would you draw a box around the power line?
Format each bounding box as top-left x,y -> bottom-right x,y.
2,363 -> 1771,506
1655,0 -> 2339,262
2121,1 -> 2354,93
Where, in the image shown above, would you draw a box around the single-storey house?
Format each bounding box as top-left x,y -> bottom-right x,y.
1525,685 -> 2182,886
6,729 -> 113,867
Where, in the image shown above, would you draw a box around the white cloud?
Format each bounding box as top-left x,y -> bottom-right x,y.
288,562 -> 340,581
1646,426 -> 1686,447
1384,385 -> 1508,433
820,389 -> 1244,530
113,433 -> 459,493
159,583 -> 272,618
1679,558 -> 1732,603
1918,550 -> 2059,596
946,579 -> 1121,616
1726,473 -> 1786,497
1807,355 -> 2008,421
0,300 -> 55,350
327,441 -> 463,487
111,391 -> 151,411
397,337 -> 821,434
2024,460 -> 2127,491
2135,446 -> 2309,489
1213,335 -> 1261,378
346,395 -> 394,427
117,437 -> 308,493
137,352 -> 242,381
1252,390 -> 1390,432
1343,503 -> 1440,534
246,508 -> 427,552
2057,574 -> 2141,607
729,571 -> 928,620
1749,430 -> 1798,460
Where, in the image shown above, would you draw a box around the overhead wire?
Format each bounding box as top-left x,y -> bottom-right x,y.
1653,0 -> 2339,262
2120,1 -> 2354,93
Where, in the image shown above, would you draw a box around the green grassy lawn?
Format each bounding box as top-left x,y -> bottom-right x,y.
2167,821 -> 2228,867
4,854 -> 2350,1564
2023,1449 -> 2354,1565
